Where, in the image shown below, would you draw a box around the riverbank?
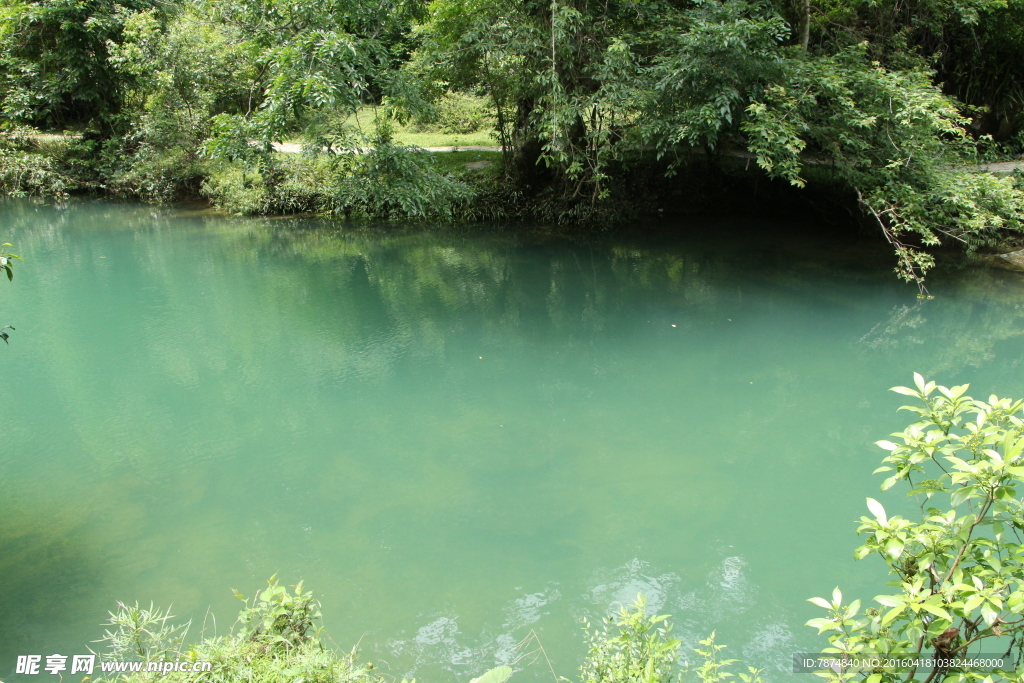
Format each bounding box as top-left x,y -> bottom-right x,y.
4,123 -> 1024,292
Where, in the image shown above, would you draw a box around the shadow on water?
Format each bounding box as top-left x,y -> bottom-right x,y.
0,499 -> 105,675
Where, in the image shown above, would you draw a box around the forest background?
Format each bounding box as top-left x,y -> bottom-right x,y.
3,0 -> 1024,282
9,1 -> 1024,680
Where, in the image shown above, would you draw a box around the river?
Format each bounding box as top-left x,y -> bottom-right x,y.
2,199 -> 1024,681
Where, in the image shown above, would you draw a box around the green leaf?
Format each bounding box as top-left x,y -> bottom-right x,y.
964,595 -> 985,613
950,486 -> 976,507
919,602 -> 952,621
805,618 -> 833,632
866,498 -> 888,524
881,605 -> 905,625
471,666 -> 513,683
874,595 -> 903,608
885,538 -> 905,559
914,373 -> 926,392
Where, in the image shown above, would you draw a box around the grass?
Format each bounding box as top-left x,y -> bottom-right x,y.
266,149 -> 504,173
334,105 -> 499,148
429,149 -> 504,175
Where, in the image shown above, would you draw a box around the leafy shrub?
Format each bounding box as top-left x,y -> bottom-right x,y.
101,130 -> 213,203
98,602 -> 191,664
413,92 -> 496,135
807,374 -> 1024,681
0,126 -> 92,197
580,596 -> 682,683
578,597 -> 763,683
234,576 -> 322,652
202,156 -> 344,216
96,576 -> 380,683
204,136 -> 475,219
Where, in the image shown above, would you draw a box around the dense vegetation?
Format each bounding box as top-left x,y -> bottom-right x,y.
90,577 -> 741,683
2,0 -> 1024,282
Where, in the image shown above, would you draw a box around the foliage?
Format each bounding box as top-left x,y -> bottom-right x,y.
0,126 -> 93,197
100,6 -> 257,201
96,602 -> 192,664
0,240 -> 18,344
807,0 -> 1024,143
687,633 -> 764,683
0,0 -> 155,131
233,574 -> 321,652
204,139 -> 474,218
97,577 -> 381,683
940,0 -> 1024,145
577,597 -> 765,683
744,46 -> 1024,288
642,0 -> 789,153
807,374 -> 1024,681
325,137 -> 475,219
201,0 -> 424,151
0,242 -> 23,283
412,92 -> 496,135
580,595 -> 683,683
472,666 -> 514,683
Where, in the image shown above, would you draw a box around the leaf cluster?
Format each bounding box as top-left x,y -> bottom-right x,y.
807,374 -> 1024,682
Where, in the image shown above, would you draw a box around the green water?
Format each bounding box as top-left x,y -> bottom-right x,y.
4,199 -> 1024,682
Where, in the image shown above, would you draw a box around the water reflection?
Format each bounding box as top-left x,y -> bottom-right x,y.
3,199 -> 1024,683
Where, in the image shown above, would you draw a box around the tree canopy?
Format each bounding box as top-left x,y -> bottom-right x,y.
1,0 -> 1024,283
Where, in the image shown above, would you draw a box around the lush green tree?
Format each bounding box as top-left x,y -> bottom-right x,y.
408,0 -> 677,192
940,0 -> 1024,144
807,0 -> 1024,143
1,0 -> 1023,276
0,0 -> 158,132
411,0 -> 1024,281
101,5 -> 259,200
743,46 -> 1024,289
200,0 -> 424,150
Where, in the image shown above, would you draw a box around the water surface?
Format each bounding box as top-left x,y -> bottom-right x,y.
3,200 -> 1024,681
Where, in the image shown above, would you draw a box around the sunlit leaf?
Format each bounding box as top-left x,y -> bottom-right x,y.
866,498 -> 888,524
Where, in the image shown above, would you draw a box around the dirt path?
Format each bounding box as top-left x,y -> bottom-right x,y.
971,161 -> 1024,174
271,142 -> 503,154
20,134 -> 1023,171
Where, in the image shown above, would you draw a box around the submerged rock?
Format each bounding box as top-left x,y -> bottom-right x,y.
996,249 -> 1024,271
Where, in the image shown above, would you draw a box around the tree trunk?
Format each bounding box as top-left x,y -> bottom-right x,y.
511,97 -> 552,192
800,0 -> 811,50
